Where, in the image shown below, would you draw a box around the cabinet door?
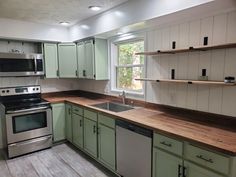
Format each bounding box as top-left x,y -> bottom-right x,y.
94,38 -> 108,80
153,148 -> 183,177
52,103 -> 65,142
98,123 -> 116,170
58,43 -> 77,78
84,40 -> 94,79
65,104 -> 72,142
185,161 -> 224,177
72,113 -> 83,149
84,117 -> 97,158
43,43 -> 58,78
77,42 -> 86,78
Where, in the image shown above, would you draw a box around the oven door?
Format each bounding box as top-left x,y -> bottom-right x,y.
6,106 -> 52,144
0,53 -> 44,77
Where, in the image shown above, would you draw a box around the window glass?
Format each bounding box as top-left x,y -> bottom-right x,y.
116,40 -> 144,92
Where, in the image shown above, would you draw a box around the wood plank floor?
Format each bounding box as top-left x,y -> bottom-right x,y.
0,143 -> 116,177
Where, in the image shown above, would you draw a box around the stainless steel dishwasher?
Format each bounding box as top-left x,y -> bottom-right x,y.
116,120 -> 152,177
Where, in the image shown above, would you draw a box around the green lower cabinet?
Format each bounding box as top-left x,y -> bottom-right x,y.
52,103 -> 66,142
65,104 -> 72,142
153,148 -> 183,177
98,123 -> 116,170
184,161 -> 224,177
83,117 -> 97,158
72,113 -> 84,149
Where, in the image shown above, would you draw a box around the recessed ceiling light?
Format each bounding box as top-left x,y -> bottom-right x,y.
59,22 -> 70,26
88,6 -> 101,11
117,32 -> 123,35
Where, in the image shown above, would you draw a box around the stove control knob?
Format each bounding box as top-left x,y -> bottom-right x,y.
6,90 -> 9,93
2,90 -> 5,93
33,88 -> 35,91
36,88 -> 39,90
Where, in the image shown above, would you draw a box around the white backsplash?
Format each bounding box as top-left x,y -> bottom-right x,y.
0,77 -> 80,93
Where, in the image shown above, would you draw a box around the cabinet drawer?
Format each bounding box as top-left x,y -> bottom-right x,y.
153,133 -> 183,156
185,144 -> 230,175
98,114 -> 115,129
84,109 -> 97,122
72,105 -> 83,116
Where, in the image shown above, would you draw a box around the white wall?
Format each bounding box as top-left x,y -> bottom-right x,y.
69,0 -> 213,41
78,9 -> 236,117
0,18 -> 69,42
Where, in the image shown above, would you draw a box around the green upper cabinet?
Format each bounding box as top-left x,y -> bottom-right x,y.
58,43 -> 77,78
84,40 -> 94,79
94,38 -> 108,80
84,117 -> 97,158
43,43 -> 58,78
52,103 -> 66,142
72,113 -> 84,149
98,114 -> 116,171
153,148 -> 183,177
77,42 -> 86,79
77,38 -> 108,80
65,104 -> 72,143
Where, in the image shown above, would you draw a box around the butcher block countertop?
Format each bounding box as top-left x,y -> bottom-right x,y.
44,93 -> 236,156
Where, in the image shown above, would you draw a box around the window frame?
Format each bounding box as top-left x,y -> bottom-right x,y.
109,32 -> 147,98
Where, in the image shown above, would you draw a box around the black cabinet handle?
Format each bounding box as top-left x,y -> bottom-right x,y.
178,165 -> 182,177
196,155 -> 213,163
93,125 -> 96,134
68,108 -> 71,115
160,141 -> 172,147
83,70 -> 86,77
183,166 -> 187,177
79,120 -> 82,127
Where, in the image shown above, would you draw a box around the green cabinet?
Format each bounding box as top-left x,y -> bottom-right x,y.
65,104 -> 72,143
43,43 -> 59,78
153,133 -> 231,177
98,123 -> 116,170
52,103 -> 65,142
72,113 -> 84,149
184,161 -> 224,177
77,38 -> 108,80
153,148 -> 183,177
84,117 -> 97,158
58,43 -> 77,78
77,42 -> 86,79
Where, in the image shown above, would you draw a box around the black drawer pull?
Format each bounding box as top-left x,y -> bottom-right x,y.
196,155 -> 213,163
79,120 -> 82,127
93,125 -> 96,134
178,165 -> 182,177
160,141 -> 172,147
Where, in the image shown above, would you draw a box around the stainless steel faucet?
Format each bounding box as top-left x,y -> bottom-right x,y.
119,91 -> 126,104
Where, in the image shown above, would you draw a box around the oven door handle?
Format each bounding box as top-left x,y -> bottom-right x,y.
6,106 -> 50,114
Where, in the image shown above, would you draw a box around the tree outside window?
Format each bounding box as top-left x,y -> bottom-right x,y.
116,40 -> 144,92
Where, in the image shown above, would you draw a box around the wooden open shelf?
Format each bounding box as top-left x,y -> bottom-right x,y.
136,43 -> 236,56
135,78 -> 236,86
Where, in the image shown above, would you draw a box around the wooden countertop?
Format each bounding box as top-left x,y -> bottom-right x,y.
44,94 -> 236,156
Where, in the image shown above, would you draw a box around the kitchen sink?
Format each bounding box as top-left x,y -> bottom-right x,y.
91,102 -> 134,112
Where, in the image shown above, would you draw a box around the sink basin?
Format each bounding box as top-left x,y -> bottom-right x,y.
91,102 -> 134,112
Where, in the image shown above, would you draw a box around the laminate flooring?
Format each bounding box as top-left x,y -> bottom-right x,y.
0,143 -> 116,177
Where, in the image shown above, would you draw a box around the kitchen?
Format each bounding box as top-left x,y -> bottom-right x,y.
0,0 -> 236,177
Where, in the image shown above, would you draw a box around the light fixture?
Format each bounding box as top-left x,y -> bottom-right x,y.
59,22 -> 70,26
117,32 -> 123,35
88,6 -> 101,11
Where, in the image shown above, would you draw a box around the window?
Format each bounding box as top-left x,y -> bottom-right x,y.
115,40 -> 144,93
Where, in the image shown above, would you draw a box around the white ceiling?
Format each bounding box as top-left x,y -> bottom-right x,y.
0,0 -> 129,26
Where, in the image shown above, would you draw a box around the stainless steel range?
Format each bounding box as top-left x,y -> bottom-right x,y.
0,85 -> 52,158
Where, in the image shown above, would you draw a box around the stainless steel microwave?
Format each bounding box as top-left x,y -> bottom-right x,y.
0,52 -> 44,77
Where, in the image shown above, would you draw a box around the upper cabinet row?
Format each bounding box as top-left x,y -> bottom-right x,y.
43,38 -> 108,80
